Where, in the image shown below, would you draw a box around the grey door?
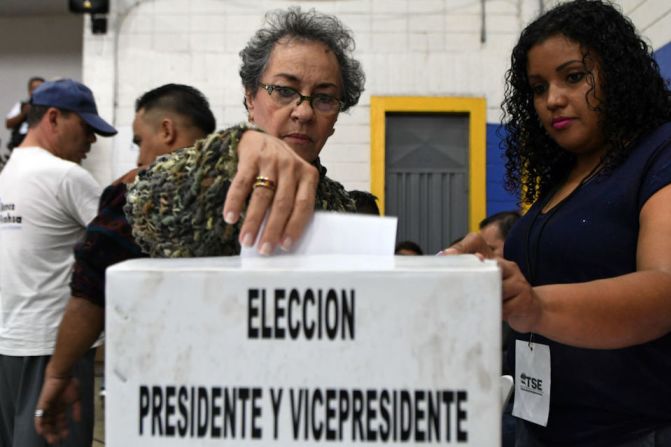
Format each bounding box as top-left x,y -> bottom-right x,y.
385,113 -> 469,254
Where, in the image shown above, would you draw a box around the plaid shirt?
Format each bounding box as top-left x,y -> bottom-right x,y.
70,171 -> 145,307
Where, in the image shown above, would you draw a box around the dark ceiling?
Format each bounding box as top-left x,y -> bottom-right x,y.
0,0 -> 70,17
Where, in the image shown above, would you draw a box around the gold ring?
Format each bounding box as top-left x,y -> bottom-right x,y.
34,409 -> 45,418
253,176 -> 276,192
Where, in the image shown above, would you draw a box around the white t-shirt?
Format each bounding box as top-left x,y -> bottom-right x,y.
0,147 -> 101,355
6,101 -> 28,135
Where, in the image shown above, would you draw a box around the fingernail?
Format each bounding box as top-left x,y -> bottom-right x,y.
442,248 -> 458,255
224,211 -> 236,224
280,236 -> 293,252
260,242 -> 273,256
241,233 -> 254,247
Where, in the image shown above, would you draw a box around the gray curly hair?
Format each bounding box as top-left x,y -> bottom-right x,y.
239,7 -> 365,112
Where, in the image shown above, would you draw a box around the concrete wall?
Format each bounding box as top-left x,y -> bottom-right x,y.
80,0 -> 671,201
81,0 -> 540,187
0,14 -> 83,157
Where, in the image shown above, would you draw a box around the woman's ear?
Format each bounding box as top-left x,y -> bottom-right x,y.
245,89 -> 256,121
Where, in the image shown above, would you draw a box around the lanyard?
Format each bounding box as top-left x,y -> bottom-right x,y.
523,162 -> 603,346
524,162 -> 603,284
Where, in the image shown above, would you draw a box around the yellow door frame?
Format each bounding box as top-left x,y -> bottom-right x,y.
370,96 -> 487,232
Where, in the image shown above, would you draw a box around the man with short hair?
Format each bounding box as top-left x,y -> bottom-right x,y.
394,240 -> 424,256
33,84 -> 215,444
478,210 -> 521,257
4,76 -> 45,151
0,78 -> 117,447
132,83 -> 216,167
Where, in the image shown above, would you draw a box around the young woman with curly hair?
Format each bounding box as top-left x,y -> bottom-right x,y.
446,1 -> 671,445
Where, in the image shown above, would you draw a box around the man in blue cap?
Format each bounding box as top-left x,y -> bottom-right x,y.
0,78 -> 116,447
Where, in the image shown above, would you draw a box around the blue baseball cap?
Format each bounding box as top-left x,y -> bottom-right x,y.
31,79 -> 117,136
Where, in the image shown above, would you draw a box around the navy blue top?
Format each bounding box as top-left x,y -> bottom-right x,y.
505,122 -> 671,446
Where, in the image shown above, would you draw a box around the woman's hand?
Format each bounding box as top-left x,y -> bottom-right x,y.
223,130 -> 319,255
441,232 -> 543,333
440,232 -> 495,259
500,258 -> 543,333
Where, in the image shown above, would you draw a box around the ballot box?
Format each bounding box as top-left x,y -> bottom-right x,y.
106,255 -> 501,446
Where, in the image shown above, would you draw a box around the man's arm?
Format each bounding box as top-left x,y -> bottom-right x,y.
35,182 -> 133,443
5,102 -> 29,129
34,297 -> 104,444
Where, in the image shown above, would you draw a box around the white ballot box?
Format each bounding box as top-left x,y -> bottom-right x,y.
106,255 -> 501,446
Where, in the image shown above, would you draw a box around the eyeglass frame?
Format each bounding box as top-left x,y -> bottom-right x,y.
258,82 -> 345,114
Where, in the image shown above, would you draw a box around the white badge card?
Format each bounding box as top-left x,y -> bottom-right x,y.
512,339 -> 551,426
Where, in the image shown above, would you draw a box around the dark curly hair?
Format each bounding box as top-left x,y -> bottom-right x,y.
501,0 -> 671,203
239,7 -> 365,112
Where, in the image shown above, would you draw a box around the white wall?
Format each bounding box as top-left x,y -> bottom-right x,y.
0,14 -> 83,157
81,0 -> 671,188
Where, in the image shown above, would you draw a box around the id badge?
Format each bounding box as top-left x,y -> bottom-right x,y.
512,339 -> 551,426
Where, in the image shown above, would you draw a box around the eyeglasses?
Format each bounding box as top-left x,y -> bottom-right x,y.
259,82 -> 344,115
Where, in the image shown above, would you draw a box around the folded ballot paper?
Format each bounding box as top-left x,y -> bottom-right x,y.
241,211 -> 398,257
